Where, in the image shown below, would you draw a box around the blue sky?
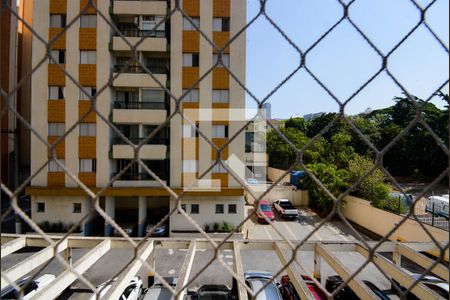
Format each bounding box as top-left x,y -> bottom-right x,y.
245,0 -> 449,119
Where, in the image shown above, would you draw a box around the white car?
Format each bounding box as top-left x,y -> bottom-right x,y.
1,274 -> 56,299
273,199 -> 299,220
90,276 -> 143,300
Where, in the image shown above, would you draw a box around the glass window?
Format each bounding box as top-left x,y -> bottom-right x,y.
228,204 -> 237,214
191,204 -> 199,214
49,86 -> 65,100
183,17 -> 200,30
213,54 -> 230,67
80,51 -> 96,64
79,123 -> 96,136
213,18 -> 230,32
48,123 -> 65,136
79,159 -> 97,172
73,203 -> 82,213
212,125 -> 228,138
178,204 -> 187,214
37,202 -> 45,212
183,53 -> 199,67
50,14 -> 66,28
182,89 -> 199,103
212,90 -> 229,103
183,124 -> 197,138
215,204 -> 224,214
79,87 -> 97,100
49,50 -> 65,64
182,160 -> 198,173
80,15 -> 97,28
48,159 -> 65,172
142,89 -> 165,102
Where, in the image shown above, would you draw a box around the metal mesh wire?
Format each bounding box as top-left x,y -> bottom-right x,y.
0,0 -> 449,299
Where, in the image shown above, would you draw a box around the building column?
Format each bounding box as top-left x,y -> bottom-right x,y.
83,197 -> 93,236
138,196 -> 147,237
104,196 -> 115,237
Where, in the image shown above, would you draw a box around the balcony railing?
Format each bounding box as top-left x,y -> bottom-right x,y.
114,172 -> 168,181
113,136 -> 169,145
113,64 -> 167,75
116,27 -> 166,38
113,101 -> 166,110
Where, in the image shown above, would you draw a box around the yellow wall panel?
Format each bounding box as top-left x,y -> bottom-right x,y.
78,137 -> 96,158
48,100 -> 65,122
183,0 -> 200,17
80,0 -> 97,14
213,0 -> 230,17
211,138 -> 229,159
79,64 -> 96,86
49,0 -> 67,14
79,28 -> 97,50
48,172 -> 65,187
48,64 -> 66,86
48,136 -> 65,158
212,173 -> 229,187
212,68 -> 229,89
78,101 -> 97,123
182,67 -> 200,89
79,172 -> 96,187
183,31 -> 200,53
213,32 -> 230,53
49,28 -> 66,49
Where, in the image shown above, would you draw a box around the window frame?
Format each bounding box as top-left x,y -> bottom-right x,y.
49,86 -> 65,100
212,125 -> 229,138
228,204 -> 237,214
212,90 -> 229,103
191,204 -> 200,214
213,18 -> 230,32
79,159 -> 97,173
80,15 -> 97,28
182,89 -> 199,103
37,202 -> 45,213
48,159 -> 65,172
80,50 -> 96,64
213,54 -> 230,67
215,204 -> 224,214
79,123 -> 96,137
73,203 -> 82,213
183,53 -> 200,67
49,50 -> 66,64
79,87 -> 97,100
48,122 -> 65,136
183,17 -> 200,30
50,14 -> 66,28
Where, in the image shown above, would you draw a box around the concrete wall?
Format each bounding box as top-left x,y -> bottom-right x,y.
342,196 -> 448,243
267,167 -> 290,183
245,185 -> 309,207
31,195 -> 88,224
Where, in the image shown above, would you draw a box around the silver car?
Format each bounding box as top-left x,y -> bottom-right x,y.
244,271 -> 282,300
143,277 -> 179,300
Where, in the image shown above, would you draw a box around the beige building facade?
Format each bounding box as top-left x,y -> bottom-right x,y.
24,0 -> 246,236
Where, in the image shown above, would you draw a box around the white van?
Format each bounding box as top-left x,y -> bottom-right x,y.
426,196 -> 449,219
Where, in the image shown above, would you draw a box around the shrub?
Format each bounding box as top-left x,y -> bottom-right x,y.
204,223 -> 210,232
221,222 -> 235,233
213,222 -> 220,232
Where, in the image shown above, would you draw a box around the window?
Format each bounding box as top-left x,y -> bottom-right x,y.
191,204 -> 199,214
49,50 -> 65,64
142,89 -> 165,103
183,53 -> 199,67
183,124 -> 198,138
212,161 -> 228,173
79,87 -> 97,100
183,17 -> 200,30
213,18 -> 230,32
48,159 -> 65,172
228,204 -> 237,214
182,160 -> 198,173
73,203 -> 82,213
80,15 -> 97,28
212,125 -> 228,138
178,204 -> 187,214
49,86 -> 65,100
80,51 -> 96,64
50,14 -> 66,28
182,89 -> 199,103
142,15 -> 165,34
215,204 -> 224,214
212,90 -> 229,103
79,159 -> 97,173
213,54 -> 230,67
48,123 -> 65,136
79,123 -> 96,136
37,202 -> 45,213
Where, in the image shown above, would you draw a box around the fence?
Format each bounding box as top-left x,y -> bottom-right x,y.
1,0 -> 449,299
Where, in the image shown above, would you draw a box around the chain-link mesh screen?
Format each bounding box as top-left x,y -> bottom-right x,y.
1,0 -> 449,299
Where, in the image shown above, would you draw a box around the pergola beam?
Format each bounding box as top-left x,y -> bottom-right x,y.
355,245 -> 442,300
1,239 -> 68,290
316,244 -> 377,300
275,242 -> 315,300
175,240 -> 196,300
233,241 -> 248,300
1,237 -> 26,258
30,239 -> 111,300
103,240 -> 154,299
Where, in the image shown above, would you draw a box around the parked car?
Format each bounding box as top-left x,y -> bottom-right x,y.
187,284 -> 235,300
426,196 -> 449,219
113,222 -> 137,237
143,277 -> 177,300
247,178 -> 259,185
273,199 -> 299,220
279,275 -> 326,300
91,276 -> 142,300
245,271 -> 282,300
325,276 -> 389,300
1,274 -> 56,300
392,273 -> 449,299
390,192 -> 414,207
146,222 -> 168,237
255,200 -> 275,223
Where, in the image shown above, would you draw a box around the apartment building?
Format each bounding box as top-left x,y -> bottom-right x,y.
23,0 -> 246,236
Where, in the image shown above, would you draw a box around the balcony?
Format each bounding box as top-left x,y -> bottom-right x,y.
112,143 -> 167,160
112,1 -> 167,16
112,172 -> 167,187
112,101 -> 167,124
112,65 -> 167,88
112,136 -> 168,145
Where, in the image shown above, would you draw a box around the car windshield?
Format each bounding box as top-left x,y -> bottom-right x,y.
260,205 -> 271,212
280,202 -> 293,209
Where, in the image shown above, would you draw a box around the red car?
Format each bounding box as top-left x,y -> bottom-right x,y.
256,200 -> 275,223
279,275 -> 326,300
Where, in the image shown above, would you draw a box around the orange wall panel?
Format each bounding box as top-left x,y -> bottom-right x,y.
79,172 -> 96,187
48,136 -> 65,158
78,137 -> 96,158
212,173 -> 229,187
182,67 -> 200,89
80,0 -> 97,14
48,64 -> 66,86
79,64 -> 96,86
212,68 -> 229,89
48,28 -> 66,49
213,0 -> 230,17
183,31 -> 200,53
49,0 -> 67,14
213,32 -> 230,53
48,100 -> 65,122
211,138 -> 229,159
78,101 -> 97,123
183,0 -> 200,17
79,28 -> 97,50
48,172 -> 65,187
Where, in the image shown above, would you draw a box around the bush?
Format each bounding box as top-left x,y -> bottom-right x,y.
213,222 -> 220,232
221,222 -> 235,233
204,223 -> 210,232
